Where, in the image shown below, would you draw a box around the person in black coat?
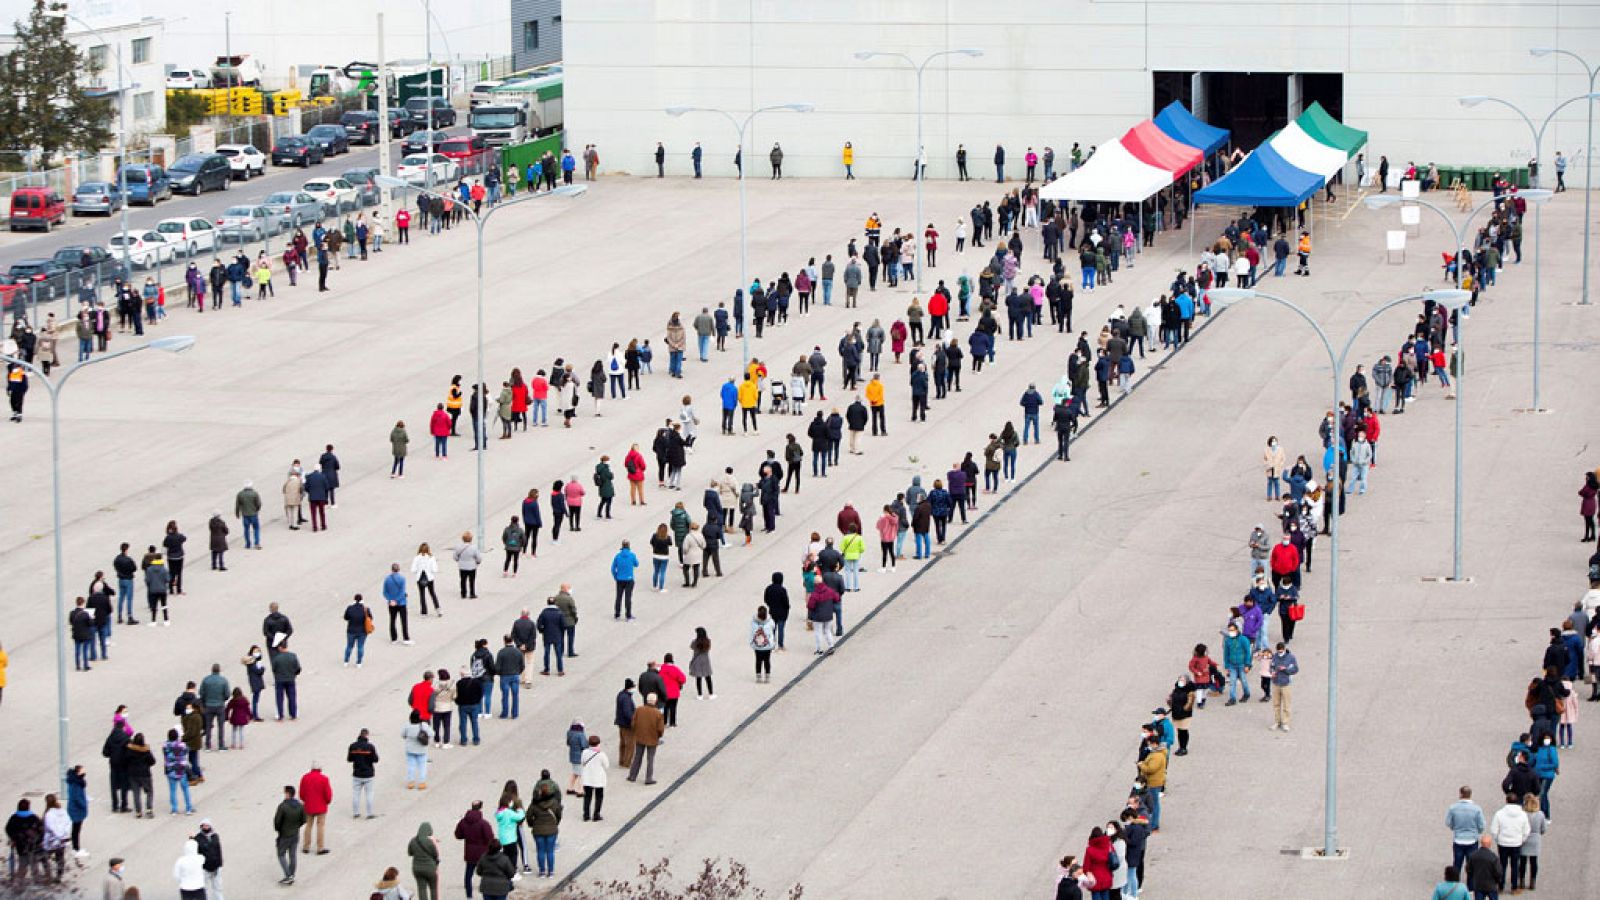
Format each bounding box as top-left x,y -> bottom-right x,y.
318,445 -> 341,506
845,400 -> 868,454
806,412 -> 831,478
614,679 -> 637,769
102,721 -> 130,812
825,410 -> 844,465
637,663 -> 667,710
1464,836 -> 1503,895
536,600 -> 566,674
763,572 -> 790,650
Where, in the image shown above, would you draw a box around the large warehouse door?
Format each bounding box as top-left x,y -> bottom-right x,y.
1152,71 -> 1344,151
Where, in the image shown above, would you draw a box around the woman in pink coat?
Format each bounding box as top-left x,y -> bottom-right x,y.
889,320 -> 908,363
563,477 -> 585,532
429,404 -> 452,458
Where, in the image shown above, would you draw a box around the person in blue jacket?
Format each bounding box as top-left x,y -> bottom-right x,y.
719,378 -> 739,435
928,479 -> 954,544
1223,624 -> 1252,705
382,563 -> 409,644
714,304 -> 730,352
1531,735 -> 1559,817
536,599 -> 566,675
611,541 -> 639,621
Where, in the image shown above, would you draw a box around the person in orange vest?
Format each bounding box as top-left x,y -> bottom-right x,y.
1295,231 -> 1312,276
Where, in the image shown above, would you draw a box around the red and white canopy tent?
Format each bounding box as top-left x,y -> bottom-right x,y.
1040,120 -> 1203,203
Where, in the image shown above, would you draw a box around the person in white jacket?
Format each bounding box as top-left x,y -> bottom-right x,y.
1489,792 -> 1531,891
410,544 -> 439,615
173,838 -> 207,899
579,734 -> 608,822
40,794 -> 72,880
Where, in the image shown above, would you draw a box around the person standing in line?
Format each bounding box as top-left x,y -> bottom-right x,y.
527,774 -> 562,878
495,636 -> 524,719
271,640 -> 301,722
402,711 -> 431,791
476,841 -> 515,900
454,801 -> 495,898
383,564 -> 411,645
1489,791 -> 1530,893
389,421 -> 409,478
347,728 -> 379,819
1269,642 -> 1298,731
406,822 -> 441,900
688,628 -> 715,699
626,695 -> 665,784
611,541 -> 638,620
614,679 -> 636,771
537,599 -> 566,676
691,142 -> 702,179
580,736 -> 609,823
454,668 -> 483,746
173,836 -> 206,899
273,785 -> 306,885
453,533 -> 482,599
298,762 -> 332,857
193,817 -> 223,898
1464,834 -> 1504,899
750,607 -> 776,683
993,144 -> 1005,183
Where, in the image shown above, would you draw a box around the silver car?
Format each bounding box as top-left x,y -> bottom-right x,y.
72,181 -> 124,216
215,205 -> 280,242
261,191 -> 323,229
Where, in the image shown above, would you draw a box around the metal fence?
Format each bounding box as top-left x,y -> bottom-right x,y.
0,98 -> 366,211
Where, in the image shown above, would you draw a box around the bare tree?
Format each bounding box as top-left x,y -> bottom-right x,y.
554,858 -> 804,900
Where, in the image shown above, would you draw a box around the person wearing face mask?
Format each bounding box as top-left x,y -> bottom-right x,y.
1167,678 -> 1196,755
1263,435 -> 1285,501
1269,533 -> 1301,590
1054,856 -> 1085,900
1223,623 -> 1253,705
1269,642 -> 1299,731
1248,525 -> 1271,578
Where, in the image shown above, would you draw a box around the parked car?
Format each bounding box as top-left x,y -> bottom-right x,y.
52,245 -> 128,283
303,178 -> 358,215
152,217 -> 219,257
340,168 -> 381,206
216,144 -> 267,180
8,187 -> 66,232
271,137 -> 325,167
71,181 -> 124,216
119,164 -> 172,205
404,96 -> 456,128
7,259 -> 70,297
261,191 -> 323,228
165,69 -> 212,90
107,230 -> 177,269
304,124 -> 350,157
384,108 -> 418,138
400,130 -> 452,158
395,154 -> 460,186
0,273 -> 29,313
168,153 -> 232,195
215,205 -> 279,242
340,111 -> 382,145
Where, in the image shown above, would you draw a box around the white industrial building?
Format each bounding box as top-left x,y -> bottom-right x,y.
565,0 -> 1600,184
0,0 -> 167,139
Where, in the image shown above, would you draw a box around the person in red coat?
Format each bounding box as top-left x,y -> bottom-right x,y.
430,404 -> 452,459
1362,409 -> 1380,465
1081,827 -> 1113,894
297,763 -> 333,855
510,369 -> 530,431
409,672 -> 436,723
625,444 -> 648,506
927,291 -> 950,340
889,320 -> 908,362
1269,534 -> 1301,589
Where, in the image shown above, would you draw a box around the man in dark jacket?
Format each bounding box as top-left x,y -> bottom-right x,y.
536,600 -> 566,675
1502,753 -> 1539,801
615,678 -> 637,769
470,639 -> 496,717
113,543 -> 139,624
454,801 -> 497,893
263,603 -> 293,657
273,785 -> 307,884
454,670 -> 484,745
70,596 -> 95,671
845,398 -> 868,455
637,662 -> 667,710
495,635 -> 525,719
194,818 -> 224,896
1464,834 -> 1503,896
270,641 -> 301,721
102,723 -> 130,812
511,609 -> 538,686
347,728 -> 379,817
1019,384 -> 1044,443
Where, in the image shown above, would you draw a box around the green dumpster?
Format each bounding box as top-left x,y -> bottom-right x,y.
1511,166 -> 1529,189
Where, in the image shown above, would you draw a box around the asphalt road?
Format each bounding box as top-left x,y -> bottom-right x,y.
0,127 -> 468,268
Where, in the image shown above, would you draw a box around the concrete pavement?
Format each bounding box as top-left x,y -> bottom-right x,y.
0,173 -> 1595,899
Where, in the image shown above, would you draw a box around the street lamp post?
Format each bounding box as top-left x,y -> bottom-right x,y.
853,48 -> 983,294
664,104 -> 815,369
1,335 -> 197,797
48,10 -> 135,290
1459,91 -> 1600,411
1365,189 -> 1552,582
1207,286 -> 1471,859
1530,48 -> 1598,306
376,178 -> 585,550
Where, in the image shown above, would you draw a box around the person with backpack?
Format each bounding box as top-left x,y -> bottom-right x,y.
402,711 -> 431,791
749,606 -> 777,683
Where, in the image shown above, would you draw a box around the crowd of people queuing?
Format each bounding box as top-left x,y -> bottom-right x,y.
2,140 -> 1571,900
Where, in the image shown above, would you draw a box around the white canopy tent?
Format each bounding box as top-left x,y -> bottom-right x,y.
1039,140 -> 1173,203
1269,122 -> 1346,182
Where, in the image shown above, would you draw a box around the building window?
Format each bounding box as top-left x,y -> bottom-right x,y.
522,20 -> 539,51
131,37 -> 151,64
88,44 -> 107,71
134,91 -> 154,120
553,15 -> 562,26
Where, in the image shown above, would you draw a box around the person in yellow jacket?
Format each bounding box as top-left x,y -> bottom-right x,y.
1135,734 -> 1167,830
864,213 -> 881,245
842,142 -> 855,180
865,374 -> 886,436
737,375 -> 760,434
445,376 -> 464,436
839,530 -> 866,591
0,639 -> 8,706
1295,231 -> 1312,276
255,259 -> 274,300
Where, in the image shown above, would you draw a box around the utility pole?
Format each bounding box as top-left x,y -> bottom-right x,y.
377,13 -> 393,245
424,0 -> 435,190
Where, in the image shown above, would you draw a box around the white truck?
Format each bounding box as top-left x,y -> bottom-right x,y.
211,54 -> 264,88
469,98 -> 529,145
